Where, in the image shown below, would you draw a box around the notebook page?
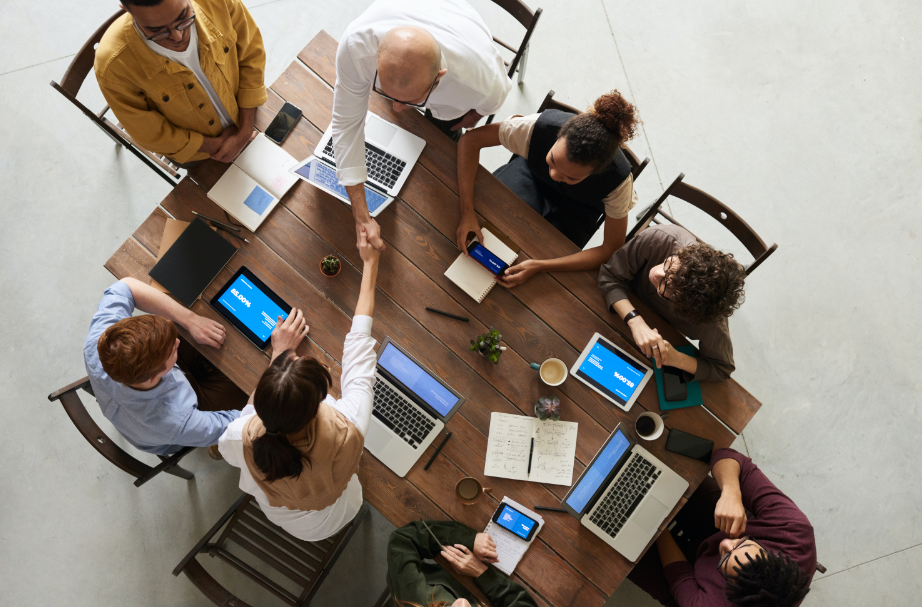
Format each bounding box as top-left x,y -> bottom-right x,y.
235,133 -> 298,199
528,419 -> 579,485
484,413 -> 534,481
207,164 -> 279,232
483,497 -> 544,576
444,228 -> 519,303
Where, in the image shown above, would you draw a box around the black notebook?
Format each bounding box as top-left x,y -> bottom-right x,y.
148,217 -> 237,307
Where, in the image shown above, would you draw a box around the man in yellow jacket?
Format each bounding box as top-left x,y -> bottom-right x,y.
95,0 -> 267,165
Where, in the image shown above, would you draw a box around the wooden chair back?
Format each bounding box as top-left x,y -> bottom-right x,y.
173,495 -> 370,606
626,173 -> 778,276
48,377 -> 194,487
49,9 -> 181,186
482,0 -> 542,125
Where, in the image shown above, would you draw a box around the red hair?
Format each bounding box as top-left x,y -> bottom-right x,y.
97,315 -> 177,384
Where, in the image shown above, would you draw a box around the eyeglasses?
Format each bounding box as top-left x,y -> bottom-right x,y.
372,69 -> 439,108
137,11 -> 196,42
717,536 -> 766,580
657,255 -> 676,300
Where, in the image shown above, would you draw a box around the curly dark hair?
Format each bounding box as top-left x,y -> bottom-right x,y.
725,549 -> 812,607
667,243 -> 746,325
558,90 -> 640,172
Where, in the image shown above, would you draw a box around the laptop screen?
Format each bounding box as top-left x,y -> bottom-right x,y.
575,340 -> 647,406
563,427 -> 632,515
377,343 -> 460,417
294,158 -> 390,214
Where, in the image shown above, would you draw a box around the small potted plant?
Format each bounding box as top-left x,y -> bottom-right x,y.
320,254 -> 341,278
470,327 -> 504,364
534,396 -> 561,421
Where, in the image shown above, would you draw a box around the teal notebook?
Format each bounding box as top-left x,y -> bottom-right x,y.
652,345 -> 703,410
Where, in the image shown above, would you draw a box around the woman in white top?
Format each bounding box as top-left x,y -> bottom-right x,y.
219,229 -> 380,541
455,90 -> 641,287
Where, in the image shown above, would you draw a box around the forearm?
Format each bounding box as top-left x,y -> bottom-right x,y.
457,137 -> 481,217
120,278 -> 196,328
712,457 -> 742,497
198,135 -> 223,156
656,530 -> 688,567
346,184 -> 371,224
237,106 -> 256,133
355,260 -> 379,317
530,245 -> 613,274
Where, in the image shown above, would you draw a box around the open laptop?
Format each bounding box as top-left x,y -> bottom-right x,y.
561,424 -> 688,562
314,111 -> 425,197
365,338 -> 465,477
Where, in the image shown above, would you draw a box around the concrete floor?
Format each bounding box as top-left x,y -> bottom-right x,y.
2,0 -> 920,605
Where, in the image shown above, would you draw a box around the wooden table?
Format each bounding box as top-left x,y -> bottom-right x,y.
105,31 -> 762,607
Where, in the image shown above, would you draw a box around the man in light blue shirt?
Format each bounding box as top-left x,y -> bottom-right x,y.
84,278 -> 247,455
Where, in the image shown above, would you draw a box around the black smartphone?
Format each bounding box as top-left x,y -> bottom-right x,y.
663,365 -> 687,401
265,102 -> 302,144
492,503 -> 539,541
665,429 -> 714,463
466,239 -> 509,275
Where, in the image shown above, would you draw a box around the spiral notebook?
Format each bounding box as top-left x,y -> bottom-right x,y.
483,497 -> 544,576
444,228 -> 518,303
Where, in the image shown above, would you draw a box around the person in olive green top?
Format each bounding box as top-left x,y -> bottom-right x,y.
387,521 -> 537,607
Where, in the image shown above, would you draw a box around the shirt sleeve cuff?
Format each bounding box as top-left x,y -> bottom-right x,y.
336,165 -> 369,187
604,288 -> 631,312
173,131 -> 204,165
350,315 -> 374,335
710,448 -> 746,470
474,567 -> 509,597
237,85 -> 268,109
109,280 -> 135,303
689,357 -> 712,382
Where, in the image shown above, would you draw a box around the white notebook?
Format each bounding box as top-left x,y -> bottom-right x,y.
444,228 -> 518,303
484,412 -> 579,486
206,134 -> 299,232
483,497 -> 544,576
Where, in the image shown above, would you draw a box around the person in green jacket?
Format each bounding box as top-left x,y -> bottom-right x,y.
386,520 -> 538,607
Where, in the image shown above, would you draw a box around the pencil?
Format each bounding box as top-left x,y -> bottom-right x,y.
211,222 -> 250,243
191,210 -> 242,232
423,432 -> 452,470
425,307 -> 469,322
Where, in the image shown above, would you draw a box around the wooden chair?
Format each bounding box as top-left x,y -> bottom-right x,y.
173,494 -> 370,606
48,377 -> 195,487
483,0 -> 543,124
49,9 -> 182,186
626,173 -> 778,276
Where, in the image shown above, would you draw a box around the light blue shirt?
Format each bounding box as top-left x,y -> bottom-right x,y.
84,282 -> 240,455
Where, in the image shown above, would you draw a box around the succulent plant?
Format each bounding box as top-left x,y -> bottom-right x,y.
321,254 -> 341,276
534,396 -> 561,421
469,327 -> 503,364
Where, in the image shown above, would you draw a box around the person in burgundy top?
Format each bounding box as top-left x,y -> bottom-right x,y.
628,448 -> 816,607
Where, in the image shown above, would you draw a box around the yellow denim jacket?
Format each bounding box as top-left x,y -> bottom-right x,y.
94,0 -> 267,163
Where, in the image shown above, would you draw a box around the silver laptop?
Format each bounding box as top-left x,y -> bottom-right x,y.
561,424 -> 688,562
315,112 -> 425,196
365,338 -> 464,477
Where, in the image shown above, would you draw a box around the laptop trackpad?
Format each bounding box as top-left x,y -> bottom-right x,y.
633,498 -> 669,533
365,117 -> 397,147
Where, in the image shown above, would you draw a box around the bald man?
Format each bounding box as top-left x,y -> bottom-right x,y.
333,0 -> 512,250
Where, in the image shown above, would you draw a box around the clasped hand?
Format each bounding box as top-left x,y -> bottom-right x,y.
714,490 -> 747,538
441,533 -> 498,578
212,127 -> 257,163
627,318 -> 677,368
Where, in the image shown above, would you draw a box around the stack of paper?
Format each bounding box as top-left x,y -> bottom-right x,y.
483,497 -> 544,575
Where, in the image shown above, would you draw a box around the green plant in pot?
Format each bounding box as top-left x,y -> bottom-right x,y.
320,254 -> 341,277
535,396 -> 561,421
470,327 -> 503,364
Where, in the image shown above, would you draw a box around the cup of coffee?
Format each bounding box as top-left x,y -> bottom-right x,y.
635,411 -> 668,441
455,477 -> 491,505
529,358 -> 568,386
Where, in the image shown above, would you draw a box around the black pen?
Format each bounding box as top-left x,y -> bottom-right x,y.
423,432 -> 452,470
425,307 -> 469,322
534,506 -> 567,513
527,437 -> 534,475
191,210 -> 242,232
211,222 -> 250,243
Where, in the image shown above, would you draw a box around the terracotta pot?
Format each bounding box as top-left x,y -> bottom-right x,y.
319,258 -> 341,277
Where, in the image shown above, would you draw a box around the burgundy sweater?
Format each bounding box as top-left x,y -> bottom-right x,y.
663,449 -> 817,607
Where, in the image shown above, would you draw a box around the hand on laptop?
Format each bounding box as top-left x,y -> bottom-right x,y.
473,532 -> 499,563
715,489 -> 747,538
441,544 -> 488,578
186,315 -> 226,349
270,308 -> 309,361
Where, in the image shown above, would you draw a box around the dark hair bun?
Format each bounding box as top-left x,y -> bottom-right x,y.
592,90 -> 639,144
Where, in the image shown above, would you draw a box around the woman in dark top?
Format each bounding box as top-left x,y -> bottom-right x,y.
387,520 -> 537,607
455,90 -> 640,287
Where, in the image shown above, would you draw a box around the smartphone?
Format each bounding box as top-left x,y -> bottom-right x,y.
665,429 -> 714,463
466,240 -> 509,276
663,365 -> 687,401
265,102 -> 302,144
492,503 -> 539,541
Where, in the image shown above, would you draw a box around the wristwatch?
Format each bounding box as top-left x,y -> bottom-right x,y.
622,310 -> 641,325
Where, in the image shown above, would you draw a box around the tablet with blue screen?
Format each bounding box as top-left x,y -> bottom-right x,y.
290,155 -> 394,217
211,267 -> 291,350
570,333 -> 653,412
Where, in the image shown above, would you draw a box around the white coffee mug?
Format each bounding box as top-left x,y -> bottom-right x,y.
635,411 -> 669,441
530,358 -> 568,386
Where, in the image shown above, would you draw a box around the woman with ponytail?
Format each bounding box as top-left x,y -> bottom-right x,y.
455,90 -> 641,287
218,228 -> 381,541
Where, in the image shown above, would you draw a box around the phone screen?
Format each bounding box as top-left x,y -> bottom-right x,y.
665,429 -> 714,463
663,365 -> 687,401
493,504 -> 538,541
266,103 -> 302,144
467,241 -> 509,275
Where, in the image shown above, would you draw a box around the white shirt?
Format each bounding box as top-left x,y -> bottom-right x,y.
140,23 -> 234,130
219,316 -> 377,541
332,0 -> 512,185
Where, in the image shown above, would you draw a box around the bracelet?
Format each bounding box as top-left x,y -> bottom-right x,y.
622,310 -> 641,325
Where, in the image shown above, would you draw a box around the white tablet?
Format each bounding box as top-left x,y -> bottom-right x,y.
289,155 -> 394,217
571,333 -> 653,412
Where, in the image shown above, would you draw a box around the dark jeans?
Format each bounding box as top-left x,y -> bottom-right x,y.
176,338 -> 248,413
627,477 -> 723,607
424,109 -> 464,142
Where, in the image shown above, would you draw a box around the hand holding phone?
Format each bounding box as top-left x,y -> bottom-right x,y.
467,238 -> 509,276
492,503 -> 538,541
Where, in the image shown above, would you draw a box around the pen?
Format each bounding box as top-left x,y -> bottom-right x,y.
527,437 -> 534,475
191,210 -> 242,232
534,506 -> 568,513
423,432 -> 452,470
211,222 -> 250,243
425,307 -> 469,322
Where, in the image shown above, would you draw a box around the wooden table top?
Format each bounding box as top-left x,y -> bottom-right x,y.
105,30 -> 762,607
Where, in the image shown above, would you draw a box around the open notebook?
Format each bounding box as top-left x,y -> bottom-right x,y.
484,412 -> 579,486
207,133 -> 299,232
444,228 -> 518,303
483,497 -> 544,576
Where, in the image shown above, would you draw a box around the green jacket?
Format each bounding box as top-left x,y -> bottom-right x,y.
386,521 -> 538,607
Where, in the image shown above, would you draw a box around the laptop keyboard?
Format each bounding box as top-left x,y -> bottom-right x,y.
372,379 -> 436,449
322,139 -> 407,190
589,453 -> 662,538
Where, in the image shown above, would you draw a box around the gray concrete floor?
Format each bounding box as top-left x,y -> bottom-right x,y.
2,0 -> 920,605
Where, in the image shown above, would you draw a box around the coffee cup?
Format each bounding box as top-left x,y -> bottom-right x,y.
455,477 -> 491,505
529,358 -> 568,386
635,411 -> 669,441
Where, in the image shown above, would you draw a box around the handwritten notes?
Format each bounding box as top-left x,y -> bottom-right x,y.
484,497 -> 544,575
484,412 -> 578,485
